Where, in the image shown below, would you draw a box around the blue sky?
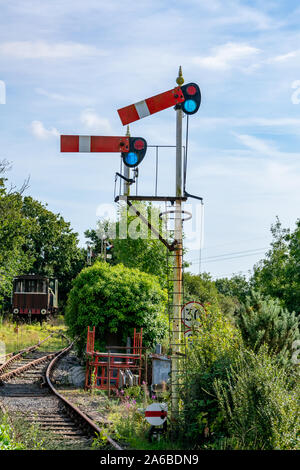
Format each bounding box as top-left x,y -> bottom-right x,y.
1,0 -> 300,278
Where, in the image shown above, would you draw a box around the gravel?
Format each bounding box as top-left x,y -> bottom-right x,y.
52,351 -> 85,387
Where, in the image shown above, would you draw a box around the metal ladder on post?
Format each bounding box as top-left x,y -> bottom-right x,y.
163,201 -> 187,426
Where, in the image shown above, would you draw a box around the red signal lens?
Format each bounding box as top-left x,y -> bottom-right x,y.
187,85 -> 197,95
134,139 -> 144,150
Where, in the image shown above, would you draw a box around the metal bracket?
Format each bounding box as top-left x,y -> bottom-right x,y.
121,198 -> 177,252
115,172 -> 135,185
184,190 -> 203,202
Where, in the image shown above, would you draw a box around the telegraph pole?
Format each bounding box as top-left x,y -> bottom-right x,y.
171,66 -> 184,421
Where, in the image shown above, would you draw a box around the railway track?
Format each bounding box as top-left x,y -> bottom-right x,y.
0,339 -> 122,450
0,332 -> 56,377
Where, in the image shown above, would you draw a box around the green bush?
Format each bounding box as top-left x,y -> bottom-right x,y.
214,347 -> 300,450
184,272 -> 240,322
181,306 -> 242,446
0,416 -> 24,450
238,291 -> 300,366
65,261 -> 168,353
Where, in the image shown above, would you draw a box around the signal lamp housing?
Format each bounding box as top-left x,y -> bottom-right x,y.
122,137 -> 147,168
181,82 -> 201,115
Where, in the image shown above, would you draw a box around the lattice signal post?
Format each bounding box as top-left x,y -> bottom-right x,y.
117,67 -> 202,423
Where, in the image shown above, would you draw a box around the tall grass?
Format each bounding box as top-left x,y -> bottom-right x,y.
0,319 -> 67,353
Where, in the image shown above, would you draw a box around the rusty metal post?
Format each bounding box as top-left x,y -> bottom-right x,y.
108,349 -> 111,398
171,66 -> 184,422
145,350 -> 148,385
85,359 -> 90,390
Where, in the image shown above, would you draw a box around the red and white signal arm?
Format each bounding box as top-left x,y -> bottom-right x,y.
181,301 -> 206,329
60,135 -> 130,153
145,403 -> 168,426
117,87 -> 185,126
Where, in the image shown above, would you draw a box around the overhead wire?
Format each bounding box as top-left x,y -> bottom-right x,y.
188,247 -> 268,265
188,246 -> 268,262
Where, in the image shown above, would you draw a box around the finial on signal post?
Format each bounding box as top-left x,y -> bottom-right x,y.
176,66 -> 184,87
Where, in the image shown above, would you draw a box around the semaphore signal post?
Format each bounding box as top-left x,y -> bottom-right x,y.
60,66 -> 202,425
172,67 -> 184,421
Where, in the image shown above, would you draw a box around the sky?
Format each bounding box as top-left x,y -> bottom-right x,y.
0,0 -> 300,279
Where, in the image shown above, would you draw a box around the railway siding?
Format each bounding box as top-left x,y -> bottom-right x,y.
0,340 -> 122,450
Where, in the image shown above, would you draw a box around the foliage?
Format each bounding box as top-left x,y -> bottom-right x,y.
0,321 -> 67,354
107,399 -> 149,448
0,163 -> 86,313
184,272 -> 219,305
215,273 -> 252,305
92,389 -> 182,450
85,203 -> 169,286
0,415 -> 24,450
10,415 -> 45,450
214,347 -> 300,450
238,290 -> 300,366
65,261 -> 168,352
0,163 -> 32,311
252,217 -> 300,315
184,272 -> 239,321
21,196 -> 86,308
181,306 -> 242,447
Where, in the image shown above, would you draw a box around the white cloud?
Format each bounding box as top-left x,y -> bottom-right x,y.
192,42 -> 260,70
197,156 -> 300,195
0,41 -> 106,59
196,117 -> 300,134
80,109 -> 112,134
236,134 -> 277,156
235,134 -> 300,159
267,50 -> 299,63
31,120 -> 59,139
215,7 -> 275,31
35,88 -> 94,106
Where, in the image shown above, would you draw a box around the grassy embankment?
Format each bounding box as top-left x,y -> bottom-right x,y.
0,316 -> 67,354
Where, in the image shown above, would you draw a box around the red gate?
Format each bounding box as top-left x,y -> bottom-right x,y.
85,327 -> 144,393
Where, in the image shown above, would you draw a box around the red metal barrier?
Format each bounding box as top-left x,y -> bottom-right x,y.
85,327 -> 144,393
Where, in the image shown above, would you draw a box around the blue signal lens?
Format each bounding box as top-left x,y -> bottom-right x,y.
125,152 -> 138,165
184,99 -> 197,113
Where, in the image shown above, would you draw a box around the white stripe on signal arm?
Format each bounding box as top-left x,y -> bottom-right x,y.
79,135 -> 91,152
135,100 -> 150,119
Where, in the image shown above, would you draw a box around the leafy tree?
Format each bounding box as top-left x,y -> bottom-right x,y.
0,162 -> 32,311
85,203 -> 169,285
215,274 -> 252,305
237,291 -> 300,366
65,261 -> 168,353
252,217 -> 300,315
184,272 -> 238,321
184,272 -> 219,304
0,161 -> 85,313
21,196 -> 86,307
84,221 -> 117,266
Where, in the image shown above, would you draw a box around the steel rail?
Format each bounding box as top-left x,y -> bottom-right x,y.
0,351 -> 58,382
46,342 -> 123,450
0,332 -> 57,377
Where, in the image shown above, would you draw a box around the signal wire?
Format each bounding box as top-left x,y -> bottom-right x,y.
183,115 -> 189,194
188,246 -> 269,262
188,247 -> 268,264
